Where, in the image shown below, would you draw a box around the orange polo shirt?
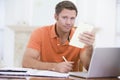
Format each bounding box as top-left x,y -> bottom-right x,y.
27,24 -> 83,71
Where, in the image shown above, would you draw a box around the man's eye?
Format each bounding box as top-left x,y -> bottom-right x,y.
63,17 -> 67,19
71,17 -> 75,20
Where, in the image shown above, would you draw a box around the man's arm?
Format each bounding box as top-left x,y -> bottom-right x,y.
78,31 -> 95,70
22,48 -> 56,70
80,45 -> 93,70
22,48 -> 73,73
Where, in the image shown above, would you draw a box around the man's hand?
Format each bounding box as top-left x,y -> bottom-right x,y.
78,31 -> 95,46
53,61 -> 74,73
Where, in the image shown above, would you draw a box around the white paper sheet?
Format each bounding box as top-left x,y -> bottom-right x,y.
27,69 -> 69,78
69,23 -> 94,48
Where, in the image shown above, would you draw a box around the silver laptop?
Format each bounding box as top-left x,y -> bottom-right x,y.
69,47 -> 120,78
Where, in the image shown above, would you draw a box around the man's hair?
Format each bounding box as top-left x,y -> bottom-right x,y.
55,1 -> 78,16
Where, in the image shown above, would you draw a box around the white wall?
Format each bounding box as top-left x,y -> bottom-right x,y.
3,28 -> 14,67
116,0 -> 120,46
0,0 -> 5,67
76,0 -> 97,24
4,0 -> 61,26
0,0 -> 14,67
5,0 -> 33,25
0,0 -> 5,27
95,0 -> 116,46
32,0 -> 60,26
116,0 -> 120,33
0,30 -> 3,62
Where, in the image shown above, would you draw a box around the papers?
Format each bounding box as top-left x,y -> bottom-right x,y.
0,67 -> 28,72
0,71 -> 28,76
0,67 -> 29,76
70,23 -> 94,48
0,68 -> 69,78
27,69 -> 69,78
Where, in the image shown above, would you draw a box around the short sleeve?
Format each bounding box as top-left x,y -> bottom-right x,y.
27,28 -> 42,52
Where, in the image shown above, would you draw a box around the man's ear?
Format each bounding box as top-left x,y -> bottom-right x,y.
54,13 -> 58,21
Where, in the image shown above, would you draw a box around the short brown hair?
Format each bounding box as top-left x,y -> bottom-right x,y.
55,1 -> 78,16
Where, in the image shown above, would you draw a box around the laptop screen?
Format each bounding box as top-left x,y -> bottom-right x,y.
88,47 -> 120,78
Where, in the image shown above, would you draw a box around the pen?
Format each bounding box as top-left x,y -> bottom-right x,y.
62,56 -> 68,63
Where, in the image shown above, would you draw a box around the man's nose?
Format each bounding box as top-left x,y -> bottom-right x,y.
66,19 -> 71,24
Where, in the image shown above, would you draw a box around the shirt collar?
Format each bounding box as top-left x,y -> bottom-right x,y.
51,24 -> 57,38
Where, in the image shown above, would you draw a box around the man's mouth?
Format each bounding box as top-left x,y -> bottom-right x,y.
65,26 -> 71,29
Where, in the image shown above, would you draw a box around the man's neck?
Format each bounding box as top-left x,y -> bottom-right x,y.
55,25 -> 70,44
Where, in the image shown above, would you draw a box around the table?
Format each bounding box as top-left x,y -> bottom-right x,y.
0,75 -> 119,80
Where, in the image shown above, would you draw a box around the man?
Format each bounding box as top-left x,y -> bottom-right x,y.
22,1 -> 95,73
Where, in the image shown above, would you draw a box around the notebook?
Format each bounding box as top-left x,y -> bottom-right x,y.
69,47 -> 120,78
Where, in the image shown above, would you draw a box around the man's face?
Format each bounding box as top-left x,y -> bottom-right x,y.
55,8 -> 76,33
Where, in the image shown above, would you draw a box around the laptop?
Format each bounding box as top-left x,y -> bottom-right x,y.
69,47 -> 120,78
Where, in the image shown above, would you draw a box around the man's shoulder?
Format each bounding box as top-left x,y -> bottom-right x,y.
33,24 -> 54,32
